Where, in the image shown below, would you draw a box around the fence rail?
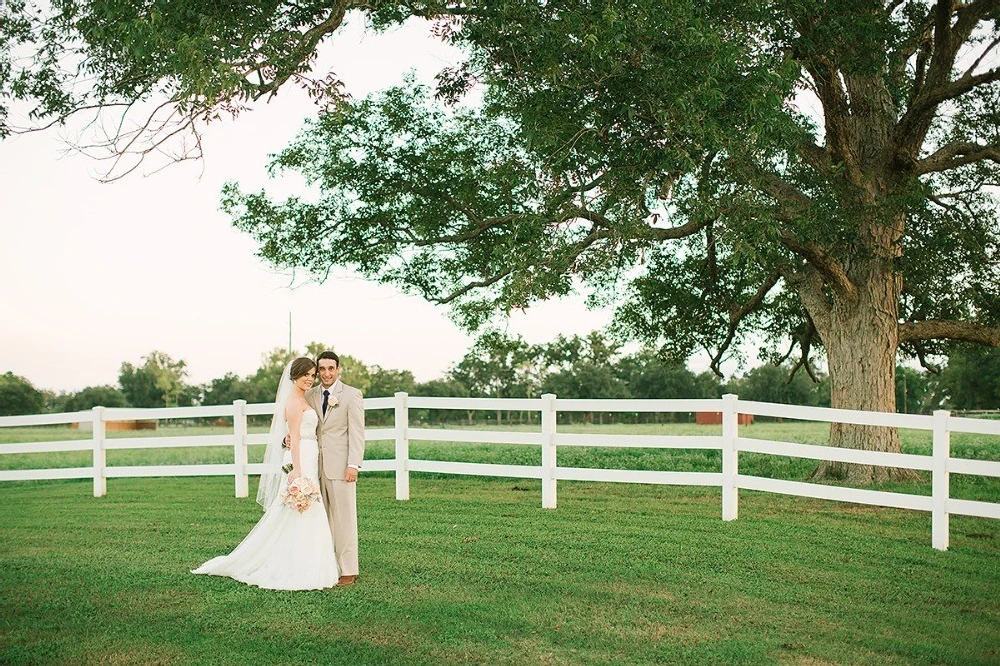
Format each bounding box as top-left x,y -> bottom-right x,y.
1,394 -> 998,551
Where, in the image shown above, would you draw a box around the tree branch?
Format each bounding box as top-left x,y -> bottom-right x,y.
899,320 -> 1000,345
798,141 -> 833,178
962,35 -> 1000,79
433,268 -> 517,304
645,217 -> 709,241
429,221 -> 615,305
786,316 -> 820,383
736,161 -> 857,302
896,0 -> 1000,154
778,230 -> 858,302
914,140 -> 1000,175
743,165 -> 812,214
708,271 -> 782,376
787,265 -> 834,331
909,65 -> 1000,114
252,2 -> 352,100
412,216 -> 524,246
535,205 -> 706,242
893,0 -> 1000,158
913,341 -> 943,373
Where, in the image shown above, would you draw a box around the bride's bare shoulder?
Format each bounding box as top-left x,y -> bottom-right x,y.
284,396 -> 310,416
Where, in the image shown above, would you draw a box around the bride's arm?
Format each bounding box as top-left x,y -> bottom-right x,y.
284,401 -> 304,480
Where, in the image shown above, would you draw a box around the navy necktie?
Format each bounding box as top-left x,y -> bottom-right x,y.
322,390 -> 330,416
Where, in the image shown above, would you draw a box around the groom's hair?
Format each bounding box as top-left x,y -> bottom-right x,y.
316,350 -> 340,367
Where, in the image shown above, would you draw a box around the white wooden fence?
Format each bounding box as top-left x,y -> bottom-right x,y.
1,394 -> 998,551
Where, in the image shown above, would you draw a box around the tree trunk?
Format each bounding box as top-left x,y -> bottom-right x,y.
806,259 -> 920,483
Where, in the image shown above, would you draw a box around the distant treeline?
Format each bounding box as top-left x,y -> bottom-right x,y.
2,333 -> 997,420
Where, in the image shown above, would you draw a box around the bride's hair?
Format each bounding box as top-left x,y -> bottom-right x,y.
289,357 -> 316,381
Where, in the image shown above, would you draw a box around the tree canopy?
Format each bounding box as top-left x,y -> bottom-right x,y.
0,0 -> 371,177
222,1 -> 1000,480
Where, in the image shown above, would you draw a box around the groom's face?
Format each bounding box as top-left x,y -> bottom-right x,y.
318,359 -> 340,388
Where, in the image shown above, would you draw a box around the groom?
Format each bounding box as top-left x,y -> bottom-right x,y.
307,350 -> 364,586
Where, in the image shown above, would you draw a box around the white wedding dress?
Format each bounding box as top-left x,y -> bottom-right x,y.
192,409 -> 338,590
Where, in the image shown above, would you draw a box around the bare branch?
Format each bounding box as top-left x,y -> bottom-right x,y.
64,100 -> 205,182
9,102 -> 132,135
927,192 -> 964,216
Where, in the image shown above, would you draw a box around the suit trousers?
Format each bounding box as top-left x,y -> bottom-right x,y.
319,458 -> 359,576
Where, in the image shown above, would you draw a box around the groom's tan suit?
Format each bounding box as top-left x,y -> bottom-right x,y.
307,380 -> 364,577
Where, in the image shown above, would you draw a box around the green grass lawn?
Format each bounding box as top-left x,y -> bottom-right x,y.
0,474 -> 997,665
1,423 -> 997,663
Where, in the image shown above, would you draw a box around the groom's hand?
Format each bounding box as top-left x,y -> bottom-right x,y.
344,467 -> 358,483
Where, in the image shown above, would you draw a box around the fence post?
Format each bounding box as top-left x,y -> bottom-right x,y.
233,400 -> 249,498
721,393 -> 739,521
92,406 -> 106,497
931,409 -> 950,551
395,392 -> 409,501
541,393 -> 557,509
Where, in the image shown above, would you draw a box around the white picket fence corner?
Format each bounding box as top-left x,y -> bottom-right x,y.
1,393 -> 998,551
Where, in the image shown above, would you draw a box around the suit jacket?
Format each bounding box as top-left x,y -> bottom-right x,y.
307,381 -> 365,480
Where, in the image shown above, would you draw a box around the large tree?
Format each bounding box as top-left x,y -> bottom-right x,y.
5,2 -> 1000,482
223,1 -> 1000,482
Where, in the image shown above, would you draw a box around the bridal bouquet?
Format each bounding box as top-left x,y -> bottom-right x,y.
280,476 -> 322,513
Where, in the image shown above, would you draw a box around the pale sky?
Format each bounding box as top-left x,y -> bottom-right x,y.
0,17 -> 617,394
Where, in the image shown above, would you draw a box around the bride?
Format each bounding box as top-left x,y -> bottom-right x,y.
192,357 -> 338,590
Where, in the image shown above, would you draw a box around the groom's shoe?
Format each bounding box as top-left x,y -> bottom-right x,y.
337,575 -> 357,586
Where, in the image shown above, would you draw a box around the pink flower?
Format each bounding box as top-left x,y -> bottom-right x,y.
279,475 -> 322,513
